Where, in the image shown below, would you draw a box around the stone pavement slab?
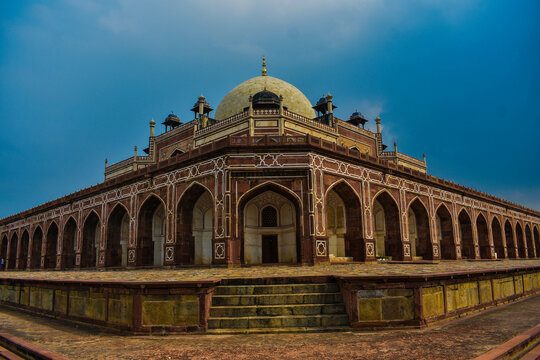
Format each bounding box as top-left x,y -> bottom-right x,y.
0,259 -> 539,282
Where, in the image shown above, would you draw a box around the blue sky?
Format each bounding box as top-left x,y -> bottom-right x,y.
1,0 -> 539,218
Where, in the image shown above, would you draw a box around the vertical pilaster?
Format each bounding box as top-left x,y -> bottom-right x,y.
213,157 -> 228,265
128,194 -> 137,267
75,210 -> 83,269
164,183 -> 176,266
56,216 -> 64,269
428,194 -> 439,260
487,214 -> 495,259
15,229 -> 21,270
398,186 -> 411,261
452,199 -> 462,259
98,203 -> 106,268
362,179 -> 376,261
501,219 -> 508,258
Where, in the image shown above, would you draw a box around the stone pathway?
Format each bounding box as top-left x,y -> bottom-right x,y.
0,260 -> 539,282
0,294 -> 538,359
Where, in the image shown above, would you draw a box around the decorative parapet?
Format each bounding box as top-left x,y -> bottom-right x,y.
194,111 -> 249,137
283,110 -> 336,133
381,150 -> 426,173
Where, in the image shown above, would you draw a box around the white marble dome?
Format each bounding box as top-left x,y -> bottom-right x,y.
214,75 -> 315,120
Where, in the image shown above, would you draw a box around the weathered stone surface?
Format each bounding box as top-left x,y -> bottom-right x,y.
141,294 -> 199,326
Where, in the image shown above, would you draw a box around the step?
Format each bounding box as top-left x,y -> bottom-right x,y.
329,255 -> 354,263
208,314 -> 350,329
210,303 -> 346,317
213,283 -> 339,295
206,326 -> 351,334
211,292 -> 342,306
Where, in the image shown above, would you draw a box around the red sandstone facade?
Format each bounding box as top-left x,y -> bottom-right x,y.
1,71 -> 539,270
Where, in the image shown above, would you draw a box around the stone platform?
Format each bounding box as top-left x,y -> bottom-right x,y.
0,260 -> 539,334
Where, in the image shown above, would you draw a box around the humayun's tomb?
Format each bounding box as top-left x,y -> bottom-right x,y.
0,59 -> 539,335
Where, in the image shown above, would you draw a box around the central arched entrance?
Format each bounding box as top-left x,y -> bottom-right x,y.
239,184 -> 300,265
326,182 -> 363,261
243,191 -> 297,264
373,191 -> 402,260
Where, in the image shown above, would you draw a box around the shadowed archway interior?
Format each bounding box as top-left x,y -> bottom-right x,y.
107,205 -> 129,267
436,205 -> 456,260
30,227 -> 43,269
373,192 -> 402,260
491,217 -> 505,259
82,212 -> 100,268
18,230 -> 29,270
458,211 -> 474,259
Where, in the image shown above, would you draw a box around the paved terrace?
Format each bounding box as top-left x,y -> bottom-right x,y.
1,260 -> 539,282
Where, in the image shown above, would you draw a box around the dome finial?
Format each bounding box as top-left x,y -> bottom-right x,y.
262,56 -> 267,76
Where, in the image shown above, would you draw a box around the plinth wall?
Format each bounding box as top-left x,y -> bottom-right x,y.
0,279 -> 218,333
338,265 -> 540,328
0,265 -> 539,333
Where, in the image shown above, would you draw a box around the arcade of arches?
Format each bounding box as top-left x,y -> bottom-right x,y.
1,181 -> 539,270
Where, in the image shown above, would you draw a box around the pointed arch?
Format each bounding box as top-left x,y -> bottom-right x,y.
458,209 -> 475,259
137,193 -> 167,267
491,216 -> 505,259
504,220 -> 517,259
237,181 -> 303,213
407,197 -> 432,260
525,224 -> 534,258
106,203 -> 130,267
176,182 -> 215,265
18,229 -> 30,270
238,181 -> 302,264
325,179 -> 364,260
7,233 -> 18,269
435,203 -> 456,260
372,190 -> 402,260
44,221 -> 59,269
81,210 -> 100,268
515,222 -> 526,258
476,213 -> 491,259
30,226 -> 43,269
62,216 -> 77,268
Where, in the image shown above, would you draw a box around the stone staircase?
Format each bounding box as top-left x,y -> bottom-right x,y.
207,280 -> 350,334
